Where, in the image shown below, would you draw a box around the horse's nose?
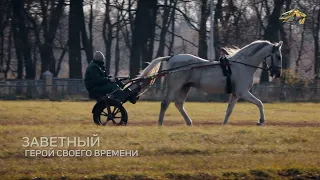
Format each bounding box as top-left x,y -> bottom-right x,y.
270,69 -> 281,79
274,70 -> 281,79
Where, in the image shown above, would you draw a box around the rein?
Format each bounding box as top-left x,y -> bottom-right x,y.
125,46 -> 281,87
232,45 -> 281,71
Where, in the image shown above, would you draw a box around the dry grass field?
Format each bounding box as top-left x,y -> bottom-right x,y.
0,100 -> 320,179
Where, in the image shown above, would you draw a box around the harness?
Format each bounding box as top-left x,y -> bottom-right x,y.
125,46 -> 281,94
219,56 -> 233,93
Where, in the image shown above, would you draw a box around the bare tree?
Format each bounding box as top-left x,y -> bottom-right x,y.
102,0 -> 114,75
130,0 -> 158,77
68,0 -> 82,78
260,0 -> 286,83
80,0 -> 93,64
198,0 -> 210,59
4,29 -> 12,79
27,0 -> 66,76
295,22 -> 306,73
0,0 -> 9,34
114,9 -> 121,77
11,0 -> 35,79
313,2 -> 320,79
214,0 -> 223,60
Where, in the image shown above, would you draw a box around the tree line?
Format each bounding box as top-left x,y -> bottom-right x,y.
0,0 -> 319,84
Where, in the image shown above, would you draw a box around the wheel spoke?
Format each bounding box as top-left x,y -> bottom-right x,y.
113,108 -> 120,115
106,105 -> 112,114
101,111 -> 108,116
112,106 -> 118,114
100,117 -> 108,124
112,120 -> 118,125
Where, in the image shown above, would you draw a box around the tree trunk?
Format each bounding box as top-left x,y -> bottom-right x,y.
295,22 -> 306,73
102,0 -> 113,76
80,0 -> 93,64
114,11 -> 121,77
38,0 -> 65,75
120,0 -> 133,51
68,0 -> 82,78
89,0 -> 94,53
55,46 -> 67,77
11,0 -> 35,79
5,26 -> 12,79
128,0 -> 134,33
163,2 -> 177,93
0,28 -> 4,75
198,0 -> 209,59
11,10 -> 23,79
214,0 -> 223,60
144,4 -> 158,64
130,0 -> 158,78
314,5 -> 320,79
32,40 -> 38,79
0,0 -> 8,34
168,0 -> 176,54
260,0 -> 285,83
156,0 -> 170,58
279,0 -> 291,70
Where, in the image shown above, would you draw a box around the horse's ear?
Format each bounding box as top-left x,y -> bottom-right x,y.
277,41 -> 283,48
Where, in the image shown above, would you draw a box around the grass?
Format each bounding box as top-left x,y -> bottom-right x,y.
0,101 -> 320,179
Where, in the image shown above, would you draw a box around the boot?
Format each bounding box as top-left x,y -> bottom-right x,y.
112,90 -> 129,103
125,86 -> 141,104
128,92 -> 139,104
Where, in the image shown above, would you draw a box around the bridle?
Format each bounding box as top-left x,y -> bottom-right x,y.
261,45 -> 282,71
262,45 -> 281,70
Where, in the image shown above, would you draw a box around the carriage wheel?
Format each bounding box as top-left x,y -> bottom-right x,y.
93,101 -> 128,126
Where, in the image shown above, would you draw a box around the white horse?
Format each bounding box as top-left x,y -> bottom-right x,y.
138,40 -> 283,126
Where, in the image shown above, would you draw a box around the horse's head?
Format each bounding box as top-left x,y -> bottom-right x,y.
265,41 -> 283,79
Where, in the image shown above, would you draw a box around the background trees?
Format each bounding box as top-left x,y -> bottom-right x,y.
0,0 -> 318,84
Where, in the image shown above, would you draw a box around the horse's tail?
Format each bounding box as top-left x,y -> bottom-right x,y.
138,56 -> 171,78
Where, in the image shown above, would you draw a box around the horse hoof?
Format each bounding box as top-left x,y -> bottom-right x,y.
256,122 -> 264,126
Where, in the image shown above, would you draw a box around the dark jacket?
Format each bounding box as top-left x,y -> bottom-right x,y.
84,60 -> 110,90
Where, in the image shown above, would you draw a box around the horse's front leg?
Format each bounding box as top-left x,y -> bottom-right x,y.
240,91 -> 265,126
223,93 -> 239,125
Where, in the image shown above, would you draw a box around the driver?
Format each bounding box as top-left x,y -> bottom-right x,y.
84,51 -> 138,104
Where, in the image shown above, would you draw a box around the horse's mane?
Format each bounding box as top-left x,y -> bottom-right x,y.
222,46 -> 240,57
222,40 -> 272,58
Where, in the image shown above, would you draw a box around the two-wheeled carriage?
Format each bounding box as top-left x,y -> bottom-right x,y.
90,75 -> 157,126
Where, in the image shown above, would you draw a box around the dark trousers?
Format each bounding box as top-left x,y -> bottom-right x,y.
90,83 -> 119,95
88,83 -> 130,102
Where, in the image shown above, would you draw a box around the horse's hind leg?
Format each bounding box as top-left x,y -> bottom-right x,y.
174,85 -> 192,126
158,87 -> 177,126
158,83 -> 186,126
158,98 -> 171,126
240,91 -> 265,125
223,93 -> 239,125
